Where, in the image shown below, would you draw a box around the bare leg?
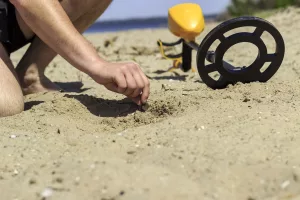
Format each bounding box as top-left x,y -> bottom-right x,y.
0,44 -> 24,117
15,0 -> 112,94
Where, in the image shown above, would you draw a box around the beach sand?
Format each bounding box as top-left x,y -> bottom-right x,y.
1,7 -> 300,200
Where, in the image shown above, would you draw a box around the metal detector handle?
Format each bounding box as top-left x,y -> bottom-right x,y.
182,42 -> 192,72
157,39 -> 183,60
157,39 -> 183,47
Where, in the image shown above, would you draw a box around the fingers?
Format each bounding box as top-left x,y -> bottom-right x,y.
131,96 -> 142,105
113,62 -> 150,105
126,63 -> 150,105
113,72 -> 127,94
130,65 -> 145,98
123,70 -> 137,97
138,69 -> 150,104
130,62 -> 150,104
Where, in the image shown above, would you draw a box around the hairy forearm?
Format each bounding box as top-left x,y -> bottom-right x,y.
10,0 -> 106,75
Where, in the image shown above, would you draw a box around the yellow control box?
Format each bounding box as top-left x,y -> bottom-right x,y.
168,3 -> 205,41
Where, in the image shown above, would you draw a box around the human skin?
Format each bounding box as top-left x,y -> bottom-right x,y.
0,0 -> 150,117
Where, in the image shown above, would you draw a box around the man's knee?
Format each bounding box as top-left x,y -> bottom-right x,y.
0,94 -> 24,117
0,49 -> 24,117
63,0 -> 112,21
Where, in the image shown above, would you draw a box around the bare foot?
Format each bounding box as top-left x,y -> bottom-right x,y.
17,71 -> 63,95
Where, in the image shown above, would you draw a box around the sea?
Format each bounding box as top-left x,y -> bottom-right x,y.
85,15 -> 217,33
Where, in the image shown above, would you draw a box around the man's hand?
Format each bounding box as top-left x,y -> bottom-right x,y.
12,0 -> 150,105
90,61 -> 150,105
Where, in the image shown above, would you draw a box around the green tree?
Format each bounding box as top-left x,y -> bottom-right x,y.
228,0 -> 299,16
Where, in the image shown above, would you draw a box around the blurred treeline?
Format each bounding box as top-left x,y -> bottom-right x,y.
228,0 -> 300,16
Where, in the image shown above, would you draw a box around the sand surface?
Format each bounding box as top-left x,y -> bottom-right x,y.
1,7 -> 300,200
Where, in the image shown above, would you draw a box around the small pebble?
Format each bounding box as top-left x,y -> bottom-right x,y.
41,187 -> 53,198
281,180 -> 290,189
75,177 -> 80,182
90,164 -> 96,169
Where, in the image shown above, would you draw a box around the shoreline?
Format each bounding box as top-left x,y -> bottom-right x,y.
85,15 -> 218,33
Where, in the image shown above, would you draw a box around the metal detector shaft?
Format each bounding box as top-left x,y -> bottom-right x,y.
184,41 -> 199,51
184,40 -> 237,71
206,52 -> 237,71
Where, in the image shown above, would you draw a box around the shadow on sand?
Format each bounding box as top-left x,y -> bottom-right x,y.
64,94 -> 141,117
55,81 -> 91,93
24,101 -> 45,111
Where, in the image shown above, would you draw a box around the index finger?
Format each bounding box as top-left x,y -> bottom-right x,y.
138,69 -> 150,104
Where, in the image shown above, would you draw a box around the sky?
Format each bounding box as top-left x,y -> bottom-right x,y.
98,0 -> 231,22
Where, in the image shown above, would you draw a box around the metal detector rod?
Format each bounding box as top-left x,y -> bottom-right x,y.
184,40 -> 237,71
206,52 -> 237,71
184,41 -> 199,51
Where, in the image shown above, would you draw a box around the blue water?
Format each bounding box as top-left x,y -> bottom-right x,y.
85,15 -> 217,33
85,17 -> 168,33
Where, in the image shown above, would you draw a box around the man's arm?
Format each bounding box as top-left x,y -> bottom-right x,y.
10,0 -> 103,75
10,0 -> 150,104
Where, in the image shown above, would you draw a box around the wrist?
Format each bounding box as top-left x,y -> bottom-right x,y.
84,57 -> 109,77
